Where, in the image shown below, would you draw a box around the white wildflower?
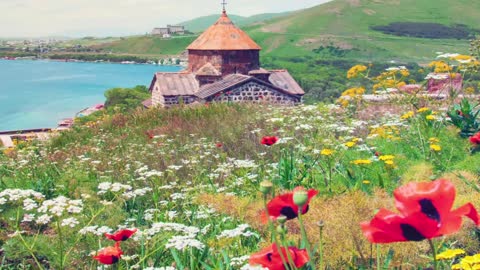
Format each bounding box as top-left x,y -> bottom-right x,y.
61,217 -> 79,228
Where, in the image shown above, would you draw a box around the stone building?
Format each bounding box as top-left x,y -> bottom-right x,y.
167,25 -> 185,35
151,27 -> 170,36
152,25 -> 185,36
146,8 -> 304,107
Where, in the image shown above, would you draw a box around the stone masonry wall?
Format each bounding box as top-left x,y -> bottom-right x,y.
164,96 -> 197,106
188,50 -> 260,75
210,82 -> 300,105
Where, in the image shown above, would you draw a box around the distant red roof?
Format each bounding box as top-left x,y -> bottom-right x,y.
187,11 -> 261,51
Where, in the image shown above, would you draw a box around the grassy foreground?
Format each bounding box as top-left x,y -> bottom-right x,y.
0,96 -> 479,269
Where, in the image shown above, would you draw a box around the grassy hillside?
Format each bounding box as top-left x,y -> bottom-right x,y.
92,35 -> 196,56
93,0 -> 480,62
1,100 -> 480,269
246,0 -> 480,61
179,12 -> 291,33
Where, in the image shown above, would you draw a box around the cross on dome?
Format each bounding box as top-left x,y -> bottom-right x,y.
221,0 -> 227,13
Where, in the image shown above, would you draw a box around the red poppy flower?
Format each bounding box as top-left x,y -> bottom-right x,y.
145,131 -> 154,140
105,228 -> 137,242
93,242 -> 123,265
470,132 -> 480,145
249,243 -> 309,270
262,188 -> 318,223
261,136 -> 279,146
361,179 -> 480,243
216,142 -> 223,148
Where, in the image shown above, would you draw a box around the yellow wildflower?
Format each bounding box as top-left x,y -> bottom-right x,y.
460,255 -> 479,267
362,180 -> 370,184
428,60 -> 452,73
430,144 -> 442,152
347,65 -> 368,79
452,54 -> 472,61
379,155 -> 395,161
429,137 -> 440,144
400,69 -> 410,77
465,87 -> 475,95
426,115 -> 436,121
3,147 -> 15,156
352,159 -> 372,165
321,149 -> 334,156
436,249 -> 466,260
417,107 -> 430,113
384,160 -> 394,166
451,264 -> 462,270
345,141 -> 356,148
352,138 -> 361,143
401,111 -> 414,120
396,81 -> 407,88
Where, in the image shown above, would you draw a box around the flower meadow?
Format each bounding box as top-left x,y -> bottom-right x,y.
2,61 -> 480,269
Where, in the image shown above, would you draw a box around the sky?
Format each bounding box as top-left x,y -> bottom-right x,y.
0,0 -> 331,38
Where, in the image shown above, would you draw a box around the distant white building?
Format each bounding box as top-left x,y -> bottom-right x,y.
151,25 -> 185,36
151,27 -> 170,35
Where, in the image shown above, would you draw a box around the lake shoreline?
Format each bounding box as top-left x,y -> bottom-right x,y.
0,59 -> 182,131
0,56 -> 185,67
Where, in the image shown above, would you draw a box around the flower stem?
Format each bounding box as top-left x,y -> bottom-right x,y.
376,244 -> 381,270
318,223 -> 324,270
428,239 -> 438,270
298,211 -> 314,268
57,220 -> 64,269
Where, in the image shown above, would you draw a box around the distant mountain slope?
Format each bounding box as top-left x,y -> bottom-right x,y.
179,12 -> 291,33
92,0 -> 480,62
246,0 -> 480,60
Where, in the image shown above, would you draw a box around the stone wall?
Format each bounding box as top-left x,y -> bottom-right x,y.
164,95 -> 197,106
188,50 -> 260,75
210,82 -> 300,105
152,87 -> 165,106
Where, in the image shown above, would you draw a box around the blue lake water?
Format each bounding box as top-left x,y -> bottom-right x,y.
0,60 -> 182,131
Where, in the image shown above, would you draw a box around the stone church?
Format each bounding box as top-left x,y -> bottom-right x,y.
145,7 -> 304,107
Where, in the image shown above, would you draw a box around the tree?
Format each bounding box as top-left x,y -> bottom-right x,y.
104,85 -> 150,111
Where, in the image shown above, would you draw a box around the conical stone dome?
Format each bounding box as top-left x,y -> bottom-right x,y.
187,11 -> 261,51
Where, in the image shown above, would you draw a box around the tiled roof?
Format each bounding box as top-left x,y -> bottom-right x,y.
187,12 -> 261,51
195,74 -> 251,99
151,72 -> 199,96
269,70 -> 305,95
248,68 -> 271,75
150,69 -> 305,99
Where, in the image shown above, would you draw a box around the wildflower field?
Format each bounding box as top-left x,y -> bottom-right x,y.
2,57 -> 480,269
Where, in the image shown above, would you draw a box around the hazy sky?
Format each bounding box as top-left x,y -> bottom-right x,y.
0,0 -> 331,38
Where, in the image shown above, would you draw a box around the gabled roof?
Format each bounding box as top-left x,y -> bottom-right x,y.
196,63 -> 222,76
248,68 -> 271,75
187,11 -> 261,51
196,74 -> 251,99
269,70 -> 305,95
195,73 -> 304,99
150,72 -> 199,96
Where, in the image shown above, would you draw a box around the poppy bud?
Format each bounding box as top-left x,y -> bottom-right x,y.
317,220 -> 325,228
293,187 -> 309,207
277,215 -> 287,224
259,181 -> 273,195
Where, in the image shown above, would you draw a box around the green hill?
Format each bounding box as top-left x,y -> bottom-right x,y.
92,0 -> 480,62
179,12 -> 291,33
246,0 -> 480,61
